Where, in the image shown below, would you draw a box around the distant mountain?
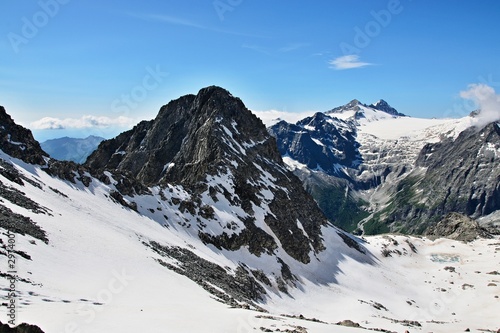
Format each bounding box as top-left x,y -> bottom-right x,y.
368,99 -> 406,117
269,112 -> 361,178
269,99 -> 500,235
326,99 -> 406,125
41,135 -> 105,164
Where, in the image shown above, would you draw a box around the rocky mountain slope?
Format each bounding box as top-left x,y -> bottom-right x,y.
85,86 -> 329,264
0,107 -> 47,165
0,95 -> 499,332
40,135 -> 104,164
375,122 -> 500,234
269,100 -> 500,235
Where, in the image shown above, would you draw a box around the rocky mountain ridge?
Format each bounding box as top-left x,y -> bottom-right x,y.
269,99 -> 500,235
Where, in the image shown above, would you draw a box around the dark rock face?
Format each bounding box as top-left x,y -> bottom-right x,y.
0,203 -> 48,243
269,113 -> 361,177
0,106 -> 48,165
0,321 -> 45,333
379,122 -> 500,234
416,123 -> 500,218
86,86 -> 328,263
87,87 -> 280,185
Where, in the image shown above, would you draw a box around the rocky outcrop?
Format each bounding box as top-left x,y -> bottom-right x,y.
0,106 -> 47,165
147,241 -> 267,308
426,212 -> 493,242
0,321 -> 45,333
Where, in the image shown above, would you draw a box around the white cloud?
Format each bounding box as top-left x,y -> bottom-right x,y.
329,55 -> 372,70
460,83 -> 500,128
30,115 -> 136,130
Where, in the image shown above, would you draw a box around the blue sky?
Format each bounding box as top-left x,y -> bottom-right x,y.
1,0 -> 500,141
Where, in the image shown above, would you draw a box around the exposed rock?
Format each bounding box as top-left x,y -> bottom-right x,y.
147,241 -> 266,308
426,212 -> 493,242
0,180 -> 51,215
43,160 -> 92,186
369,99 -> 406,117
269,113 -> 361,176
364,122 -> 500,235
336,319 -> 361,327
0,320 -> 45,333
0,203 -> 48,243
0,106 -> 47,165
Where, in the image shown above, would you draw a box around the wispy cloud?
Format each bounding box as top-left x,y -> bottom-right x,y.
130,13 -> 267,38
31,115 -> 136,130
132,14 -> 204,29
242,42 -> 308,56
329,55 -> 373,70
241,43 -> 272,55
279,43 -> 309,53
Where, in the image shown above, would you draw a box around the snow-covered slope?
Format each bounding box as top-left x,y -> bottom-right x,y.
1,93 -> 499,333
0,152 -> 498,332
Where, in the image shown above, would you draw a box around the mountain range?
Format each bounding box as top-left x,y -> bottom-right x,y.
269,99 -> 500,235
0,88 -> 499,332
40,136 -> 105,164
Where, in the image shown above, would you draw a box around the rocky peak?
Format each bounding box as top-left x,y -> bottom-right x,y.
86,86 -> 277,186
327,99 -> 365,114
326,98 -> 405,120
86,86 -> 329,263
369,99 -> 406,117
0,106 -> 48,165
425,212 -> 493,242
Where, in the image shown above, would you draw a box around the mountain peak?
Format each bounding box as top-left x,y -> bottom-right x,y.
327,99 -> 364,115
85,86 -> 329,263
369,99 -> 406,117
86,86 -> 268,185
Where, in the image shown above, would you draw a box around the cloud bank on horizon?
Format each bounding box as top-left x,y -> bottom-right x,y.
29,84 -> 500,132
30,115 -> 136,130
